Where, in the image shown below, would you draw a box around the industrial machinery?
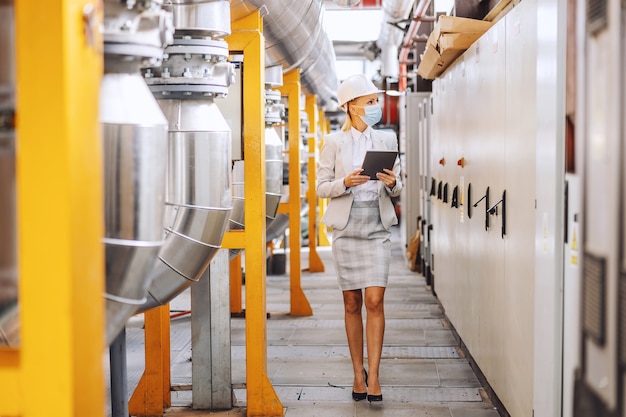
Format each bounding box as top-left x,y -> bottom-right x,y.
101,0 -> 173,345
139,0 -> 235,311
573,0 -> 626,415
225,64 -> 285,249
399,92 -> 432,281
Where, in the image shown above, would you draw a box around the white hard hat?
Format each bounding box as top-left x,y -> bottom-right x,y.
337,74 -> 383,110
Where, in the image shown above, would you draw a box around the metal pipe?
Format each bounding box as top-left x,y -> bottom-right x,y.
263,65 -> 286,221
109,328 -> 129,417
398,0 -> 431,90
377,0 -> 415,78
230,0 -> 339,110
139,0 -> 234,311
100,73 -> 169,343
0,0 -> 18,347
101,0 -> 173,344
228,65 -> 284,259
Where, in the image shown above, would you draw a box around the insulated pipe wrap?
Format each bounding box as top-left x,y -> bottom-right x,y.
139,0 -> 234,311
230,0 -> 339,110
164,0 -> 231,37
376,0 -> 415,78
101,73 -> 169,344
101,0 -> 173,344
141,99 -> 232,311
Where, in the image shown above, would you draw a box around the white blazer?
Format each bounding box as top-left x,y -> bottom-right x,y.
317,128 -> 403,230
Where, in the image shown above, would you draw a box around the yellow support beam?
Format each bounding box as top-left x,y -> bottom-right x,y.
229,254 -> 244,315
226,12 -> 284,417
0,349 -> 20,416
2,1 -> 106,416
278,70 -> 313,317
129,305 -> 172,416
317,111 -> 331,246
222,229 -> 246,249
304,95 -> 324,272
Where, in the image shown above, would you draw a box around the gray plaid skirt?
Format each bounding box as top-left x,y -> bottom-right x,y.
331,200 -> 391,291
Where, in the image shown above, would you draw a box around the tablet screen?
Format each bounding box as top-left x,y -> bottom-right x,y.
360,150 -> 397,179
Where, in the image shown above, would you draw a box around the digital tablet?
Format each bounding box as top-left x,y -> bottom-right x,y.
360,150 -> 398,179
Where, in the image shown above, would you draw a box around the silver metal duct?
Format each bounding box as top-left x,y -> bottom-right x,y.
376,0 -> 415,78
230,160 -> 245,234
102,0 -> 173,344
228,66 -> 284,259
100,74 -> 169,344
0,0 -> 18,347
230,0 -> 339,110
139,0 -> 234,311
264,65 -> 286,221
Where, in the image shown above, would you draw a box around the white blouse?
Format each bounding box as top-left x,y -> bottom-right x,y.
350,127 -> 379,202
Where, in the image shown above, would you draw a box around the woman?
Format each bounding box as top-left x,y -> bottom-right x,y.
316,74 -> 402,403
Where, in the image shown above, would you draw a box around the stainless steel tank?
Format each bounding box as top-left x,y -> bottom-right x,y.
101,0 -> 173,344
230,0 -> 339,110
139,0 -> 234,311
0,0 -> 17,346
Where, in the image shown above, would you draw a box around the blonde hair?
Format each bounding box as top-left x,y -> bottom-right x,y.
341,102 -> 354,131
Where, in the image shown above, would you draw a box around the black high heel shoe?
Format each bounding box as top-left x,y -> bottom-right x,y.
367,393 -> 383,402
351,369 -> 368,401
352,391 -> 367,401
366,371 -> 383,402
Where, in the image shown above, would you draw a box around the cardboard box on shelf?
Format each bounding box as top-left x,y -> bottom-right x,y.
417,15 -> 494,80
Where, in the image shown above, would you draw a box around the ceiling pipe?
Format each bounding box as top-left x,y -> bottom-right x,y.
398,0 -> 431,91
376,0 -> 415,79
230,0 -> 339,110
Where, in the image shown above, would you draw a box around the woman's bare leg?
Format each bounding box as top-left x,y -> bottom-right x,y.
364,286 -> 386,396
343,289 -> 367,393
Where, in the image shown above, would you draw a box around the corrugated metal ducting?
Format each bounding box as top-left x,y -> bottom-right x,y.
230,0 -> 339,110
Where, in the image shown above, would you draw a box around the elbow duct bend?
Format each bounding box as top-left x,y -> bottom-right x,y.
140,99 -> 232,311
101,0 -> 173,345
138,0 -> 234,312
101,74 -> 169,345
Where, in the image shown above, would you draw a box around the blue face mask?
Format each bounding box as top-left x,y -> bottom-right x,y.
355,104 -> 382,126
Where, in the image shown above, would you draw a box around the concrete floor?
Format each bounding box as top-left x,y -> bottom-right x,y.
116,227 -> 502,417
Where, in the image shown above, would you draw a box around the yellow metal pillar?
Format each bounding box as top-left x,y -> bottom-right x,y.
223,11 -> 283,417
304,95 -> 324,272
129,305 -> 172,416
0,1 -> 105,416
278,70 -> 313,317
229,254 -> 243,314
317,111 -> 331,247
